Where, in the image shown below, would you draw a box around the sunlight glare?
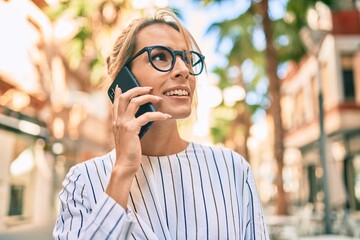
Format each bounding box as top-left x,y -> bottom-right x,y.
10,148 -> 35,177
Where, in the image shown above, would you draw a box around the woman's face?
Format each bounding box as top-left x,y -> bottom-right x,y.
130,23 -> 196,119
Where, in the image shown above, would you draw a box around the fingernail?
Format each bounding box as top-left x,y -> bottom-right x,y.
116,86 -> 121,93
166,114 -> 172,118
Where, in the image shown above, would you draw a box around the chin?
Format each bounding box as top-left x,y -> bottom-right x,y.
168,109 -> 192,119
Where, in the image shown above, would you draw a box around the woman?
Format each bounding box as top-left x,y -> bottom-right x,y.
53,8 -> 269,240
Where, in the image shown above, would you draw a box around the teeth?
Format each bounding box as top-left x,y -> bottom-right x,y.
164,90 -> 189,96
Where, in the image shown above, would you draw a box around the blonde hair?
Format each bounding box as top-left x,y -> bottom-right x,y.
106,8 -> 203,82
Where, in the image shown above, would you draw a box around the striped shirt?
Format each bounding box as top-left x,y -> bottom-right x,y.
53,142 -> 269,239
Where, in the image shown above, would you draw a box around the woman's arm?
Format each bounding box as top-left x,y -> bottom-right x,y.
107,86 -> 170,208
53,165 -> 135,240
244,164 -> 270,240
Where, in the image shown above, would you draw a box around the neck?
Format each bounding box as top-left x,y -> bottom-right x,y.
140,120 -> 188,156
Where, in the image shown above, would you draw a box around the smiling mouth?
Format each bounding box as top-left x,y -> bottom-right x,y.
164,89 -> 189,96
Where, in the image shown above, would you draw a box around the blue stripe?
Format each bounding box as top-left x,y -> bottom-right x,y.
221,149 -> 237,237
167,156 -> 179,239
119,221 -> 133,240
61,215 -> 65,233
246,168 -> 256,240
176,154 -> 187,239
132,206 -> 149,239
134,175 -> 155,231
72,174 -> 81,208
105,212 -> 124,240
90,202 -> 117,239
59,169 -> 76,201
66,202 -> 73,231
86,197 -> 109,232
84,163 -> 97,204
93,161 -> 104,191
129,192 -> 137,212
109,153 -> 114,166
80,185 -> 85,208
77,209 -> 83,238
231,151 -> 242,237
101,159 -> 107,176
200,145 -> 220,239
210,148 -> 229,239
185,148 -> 198,239
121,221 -> 131,239
140,164 -> 167,239
192,142 -> 209,239
157,157 -> 169,228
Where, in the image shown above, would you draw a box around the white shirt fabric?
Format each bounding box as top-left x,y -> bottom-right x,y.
53,142 -> 269,239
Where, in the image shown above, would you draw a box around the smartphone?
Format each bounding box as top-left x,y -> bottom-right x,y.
108,66 -> 156,138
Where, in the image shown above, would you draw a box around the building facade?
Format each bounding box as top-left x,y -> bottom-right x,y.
281,3 -> 360,236
0,0 -> 118,235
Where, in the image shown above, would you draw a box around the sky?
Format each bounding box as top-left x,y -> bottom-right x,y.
166,0 -> 288,139
168,0 -> 288,72
131,0 -> 289,139
169,0 -> 250,71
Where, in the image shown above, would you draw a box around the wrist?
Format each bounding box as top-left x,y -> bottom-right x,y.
106,166 -> 136,208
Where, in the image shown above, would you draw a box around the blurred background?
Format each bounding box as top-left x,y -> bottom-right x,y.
0,0 -> 359,239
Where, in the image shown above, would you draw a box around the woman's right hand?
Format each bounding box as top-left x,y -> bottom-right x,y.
106,86 -> 170,208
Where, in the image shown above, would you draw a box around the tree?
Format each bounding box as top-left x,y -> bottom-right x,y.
209,65 -> 265,162
201,0 -> 336,215
44,0 -> 139,91
45,1 -> 184,92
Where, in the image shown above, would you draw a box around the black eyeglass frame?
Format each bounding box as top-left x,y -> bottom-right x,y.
125,45 -> 205,76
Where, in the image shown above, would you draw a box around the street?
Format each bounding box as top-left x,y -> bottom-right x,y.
0,224 -> 53,240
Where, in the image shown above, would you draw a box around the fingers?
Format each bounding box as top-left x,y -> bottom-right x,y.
114,86 -> 157,117
126,95 -> 161,116
136,111 -> 172,126
113,86 -> 122,118
112,86 -> 171,136
118,86 -> 153,104
115,86 -> 153,112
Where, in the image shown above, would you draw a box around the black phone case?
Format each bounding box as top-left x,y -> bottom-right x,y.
108,67 -> 156,138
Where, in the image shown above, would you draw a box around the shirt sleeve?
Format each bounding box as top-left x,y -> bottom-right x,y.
53,165 -> 135,240
244,163 -> 270,240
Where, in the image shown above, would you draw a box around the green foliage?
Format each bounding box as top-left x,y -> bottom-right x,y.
45,1 -> 184,89
45,0 -> 99,20
45,2 -> 70,20
202,0 -> 336,147
45,0 -> 128,89
90,56 -> 106,86
208,12 -> 262,65
210,106 -> 237,144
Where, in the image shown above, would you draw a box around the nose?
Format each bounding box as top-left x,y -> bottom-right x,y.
172,55 -> 190,79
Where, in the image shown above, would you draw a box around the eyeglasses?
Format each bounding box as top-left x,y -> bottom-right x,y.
125,45 -> 205,76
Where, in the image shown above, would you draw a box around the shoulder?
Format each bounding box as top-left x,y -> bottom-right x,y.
66,150 -> 115,182
58,150 -> 115,209
190,142 -> 245,159
190,142 -> 250,168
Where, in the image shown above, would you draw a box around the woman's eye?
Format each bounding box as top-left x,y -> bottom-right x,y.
152,53 -> 167,62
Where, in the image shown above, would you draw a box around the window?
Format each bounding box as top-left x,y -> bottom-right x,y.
0,129 -> 35,224
341,55 -> 356,102
8,185 -> 25,216
342,69 -> 355,101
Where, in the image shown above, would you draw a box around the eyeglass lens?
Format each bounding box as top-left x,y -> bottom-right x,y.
149,46 -> 203,75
